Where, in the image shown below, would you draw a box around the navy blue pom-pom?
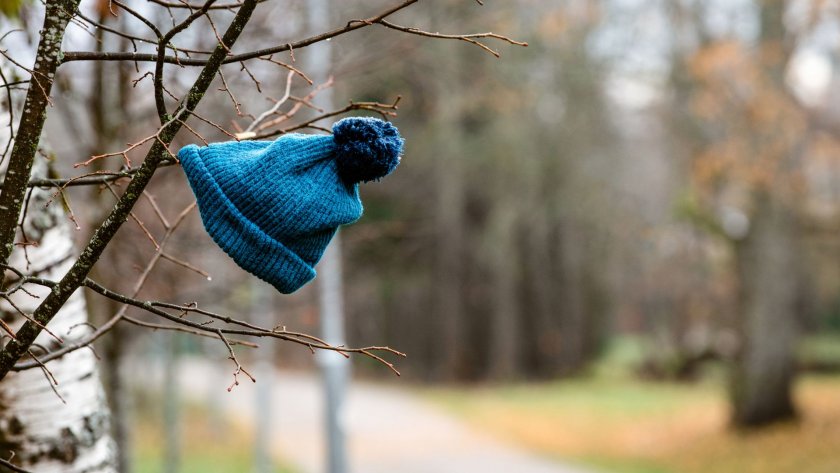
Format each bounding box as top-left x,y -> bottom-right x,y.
332,117 -> 403,184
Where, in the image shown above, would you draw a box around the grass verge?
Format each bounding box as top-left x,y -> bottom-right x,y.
133,402 -> 296,473
428,339 -> 840,473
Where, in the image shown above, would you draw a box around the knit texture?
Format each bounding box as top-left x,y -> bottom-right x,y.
179,117 -> 403,293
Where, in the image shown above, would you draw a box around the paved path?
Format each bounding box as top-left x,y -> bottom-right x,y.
176,358 -> 594,473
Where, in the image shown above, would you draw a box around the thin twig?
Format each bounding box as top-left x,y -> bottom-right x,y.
0,455 -> 33,473
61,0 -> 422,65
146,0 -> 263,10
27,349 -> 66,404
254,96 -> 401,140
243,70 -> 294,134
373,19 -> 528,58
123,316 -> 257,346
160,252 -> 210,279
217,329 -> 255,391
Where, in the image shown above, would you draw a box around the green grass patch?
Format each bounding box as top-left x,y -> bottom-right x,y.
428,337 -> 840,473
799,333 -> 840,367
133,403 -> 296,473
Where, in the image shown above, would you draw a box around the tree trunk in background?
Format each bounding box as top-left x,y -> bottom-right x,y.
432,124 -> 465,379
521,216 -> 560,376
729,0 -> 800,428
0,158 -> 116,471
430,26 -> 466,379
87,8 -> 133,470
547,4 -> 612,375
731,194 -> 799,426
558,224 -> 587,371
486,206 -> 519,379
162,334 -> 181,473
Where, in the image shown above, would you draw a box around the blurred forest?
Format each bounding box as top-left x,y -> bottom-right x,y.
329,0 -> 840,429
6,2 -> 840,468
334,0 -> 840,395
20,0 -> 840,391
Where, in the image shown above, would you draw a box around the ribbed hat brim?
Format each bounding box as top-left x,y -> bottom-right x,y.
179,145 -> 316,293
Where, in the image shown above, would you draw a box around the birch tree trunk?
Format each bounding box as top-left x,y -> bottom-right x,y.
0,157 -> 116,472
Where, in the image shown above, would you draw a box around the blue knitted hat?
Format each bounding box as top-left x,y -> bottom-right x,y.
178,117 -> 403,293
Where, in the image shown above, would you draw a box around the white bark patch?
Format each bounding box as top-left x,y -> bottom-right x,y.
0,158 -> 116,472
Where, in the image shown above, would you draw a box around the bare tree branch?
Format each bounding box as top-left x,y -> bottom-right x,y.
0,456 -> 34,473
8,272 -> 405,374
146,0 -> 265,11
0,0 -> 524,384
0,0 -> 261,381
153,0 -> 219,122
373,19 -> 528,57
7,202 -> 196,370
61,0 -> 421,65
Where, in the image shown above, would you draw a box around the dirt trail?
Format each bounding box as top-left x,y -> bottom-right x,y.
178,359 -> 595,473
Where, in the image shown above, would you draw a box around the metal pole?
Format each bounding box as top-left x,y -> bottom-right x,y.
307,1 -> 349,472
252,279 -> 275,473
317,241 -> 349,473
162,334 -> 181,473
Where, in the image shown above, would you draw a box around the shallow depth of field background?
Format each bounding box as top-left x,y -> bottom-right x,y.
7,0 -> 840,472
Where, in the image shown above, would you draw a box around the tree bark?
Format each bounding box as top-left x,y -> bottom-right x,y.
0,0 -> 79,282
0,158 -> 116,472
486,205 -> 519,379
730,193 -> 799,426
521,217 -> 561,376
728,0 -> 801,428
0,0 -> 80,278
432,131 -> 465,379
431,73 -> 466,379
